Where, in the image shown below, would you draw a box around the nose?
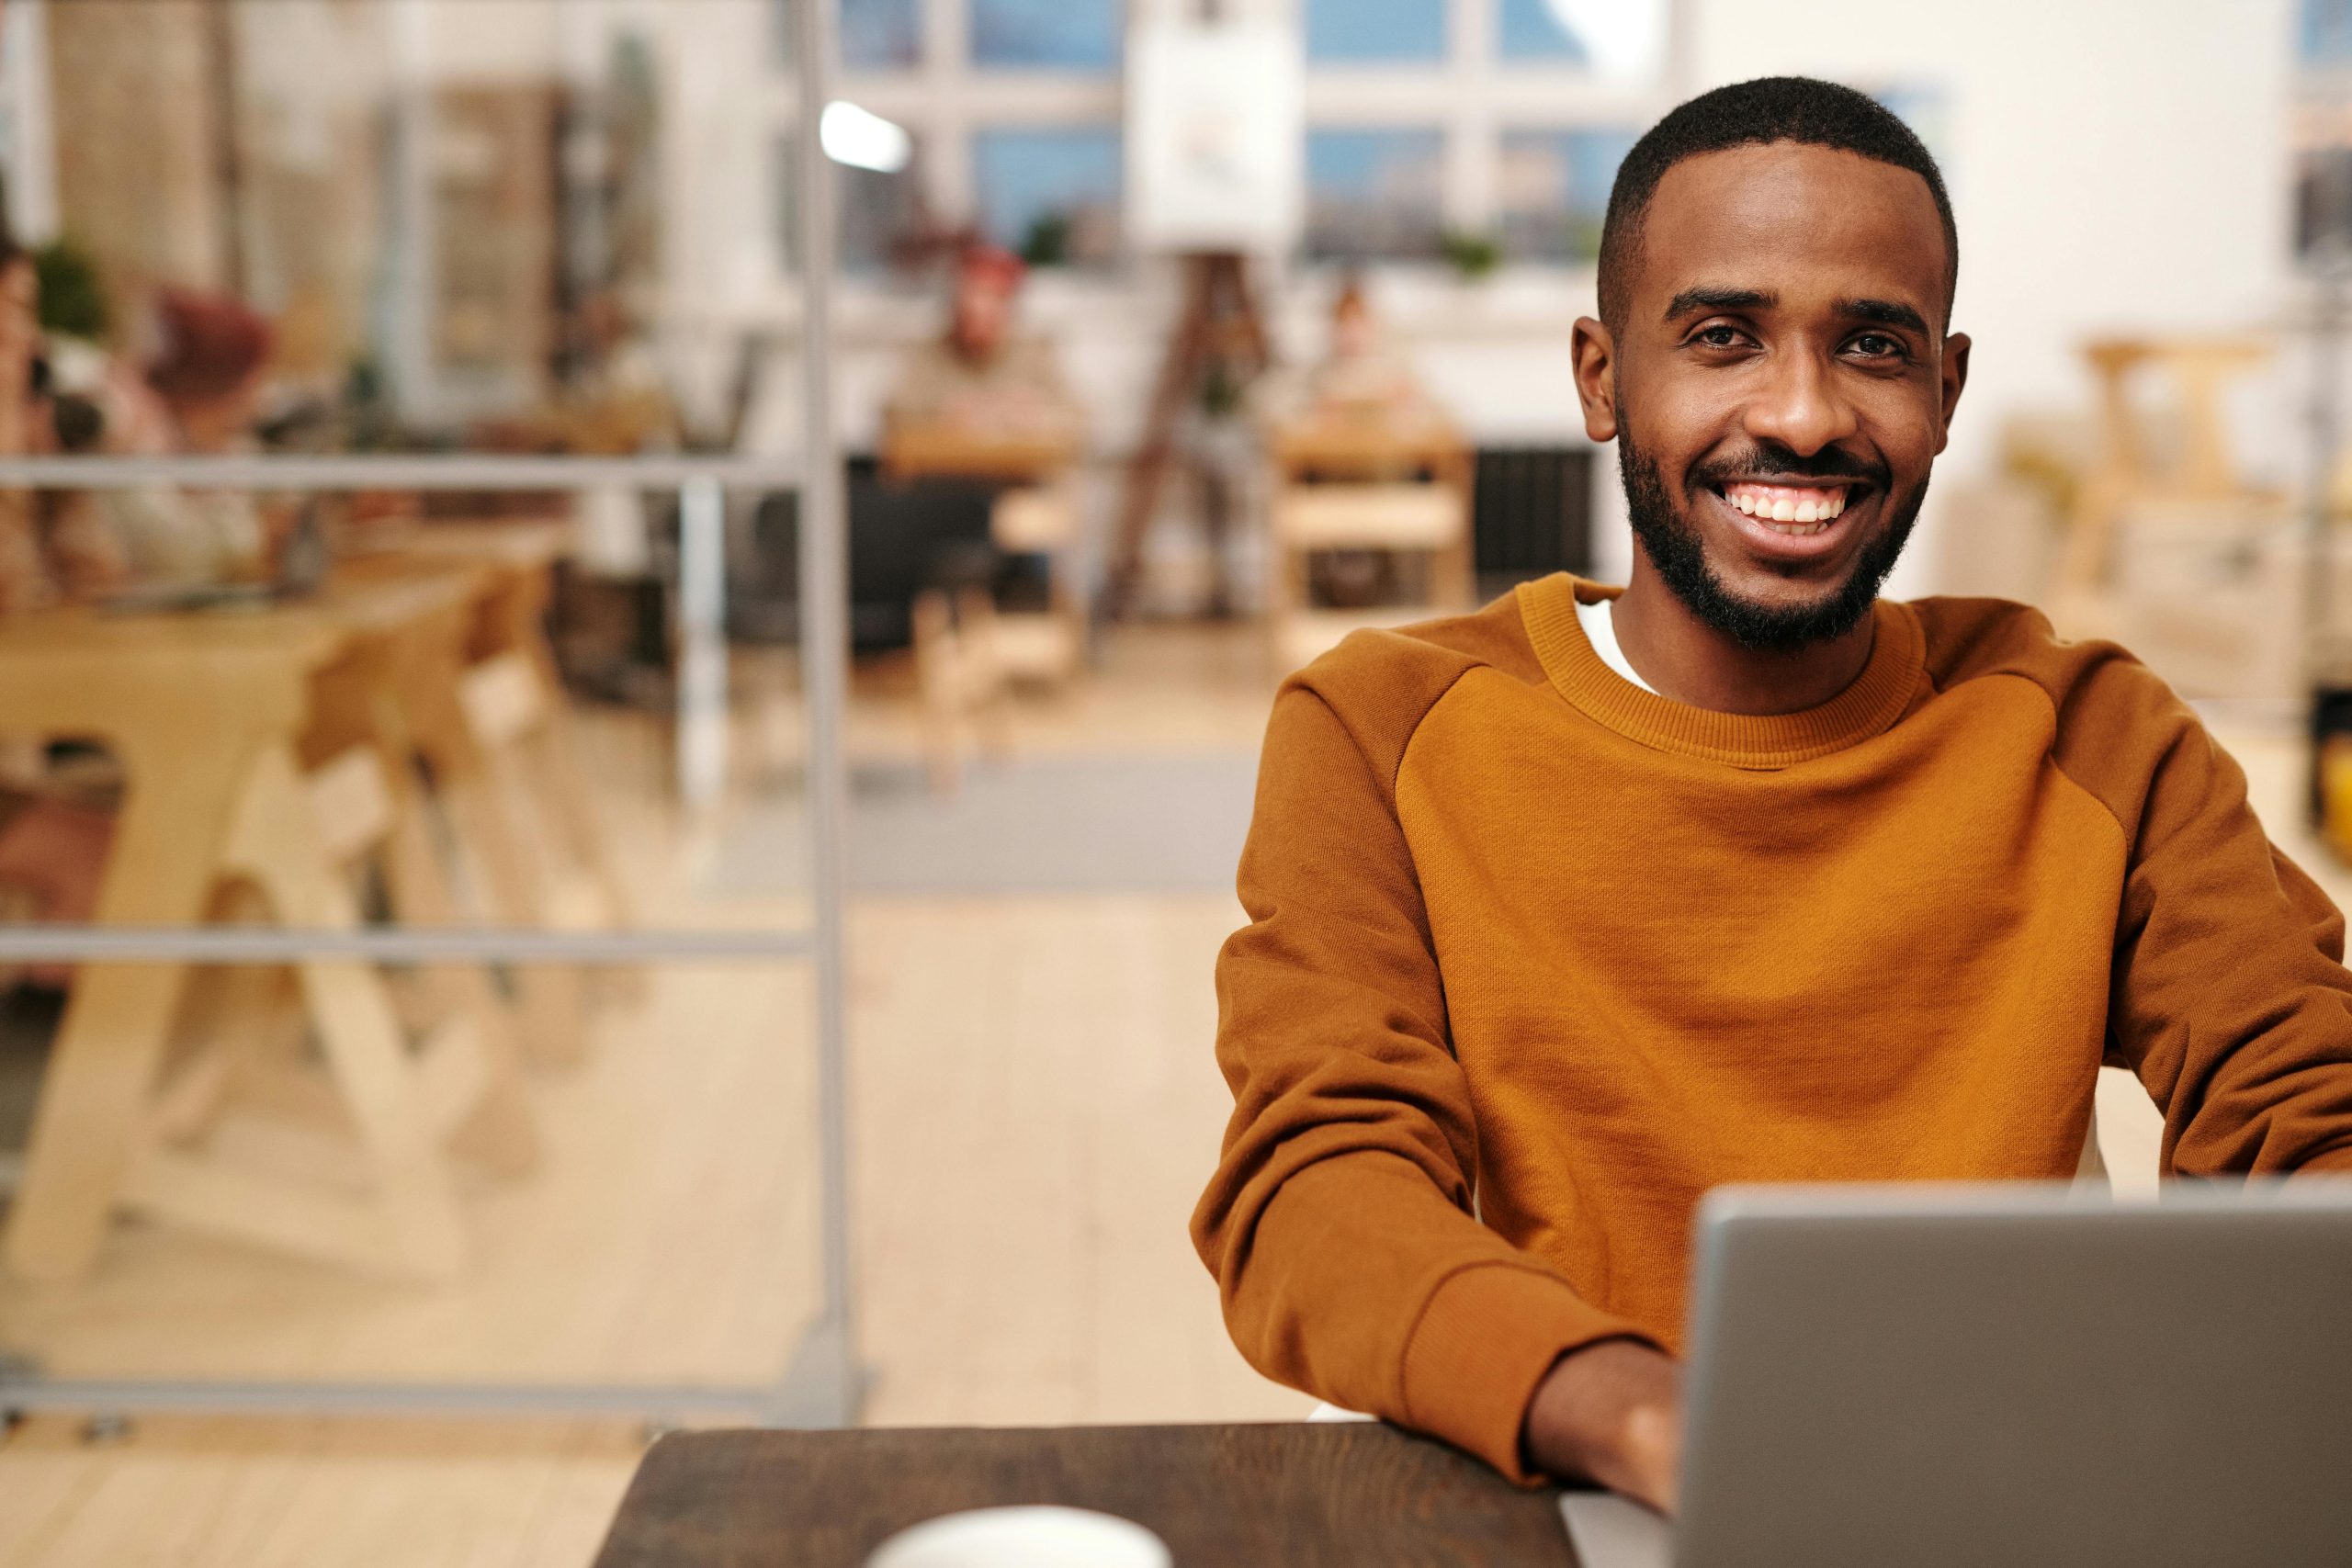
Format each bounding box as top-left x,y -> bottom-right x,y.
1741,343 -> 1860,458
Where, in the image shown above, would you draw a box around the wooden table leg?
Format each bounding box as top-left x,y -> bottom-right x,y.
396,637 -> 589,1067
4,728 -> 254,1280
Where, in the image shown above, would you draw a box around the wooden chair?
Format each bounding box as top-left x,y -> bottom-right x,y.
2052,334 -> 2284,627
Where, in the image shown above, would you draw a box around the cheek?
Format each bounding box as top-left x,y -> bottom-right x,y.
1856,383 -> 1946,468
1622,378 -> 1739,479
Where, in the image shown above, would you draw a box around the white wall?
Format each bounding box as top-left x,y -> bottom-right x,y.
1685,0 -> 2297,595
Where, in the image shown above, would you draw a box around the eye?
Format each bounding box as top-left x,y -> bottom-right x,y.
1846,332 -> 1908,360
1687,322 -> 1749,350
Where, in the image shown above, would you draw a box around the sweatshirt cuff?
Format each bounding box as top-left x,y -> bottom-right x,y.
1398,1261 -> 1660,1486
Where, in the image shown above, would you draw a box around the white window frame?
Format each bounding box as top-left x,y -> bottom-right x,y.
776,0 -> 1679,290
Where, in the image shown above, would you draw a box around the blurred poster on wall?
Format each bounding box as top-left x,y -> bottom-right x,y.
1126,19 -> 1302,254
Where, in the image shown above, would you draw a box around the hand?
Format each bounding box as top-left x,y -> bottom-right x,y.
1521,1338 -> 1684,1515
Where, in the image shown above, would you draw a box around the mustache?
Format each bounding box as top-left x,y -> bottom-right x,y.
1691,443 -> 1886,489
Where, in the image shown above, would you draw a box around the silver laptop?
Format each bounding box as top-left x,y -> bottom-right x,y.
1559,1181 -> 2352,1568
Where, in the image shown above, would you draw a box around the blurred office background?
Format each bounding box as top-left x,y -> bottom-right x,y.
0,0 -> 2348,1561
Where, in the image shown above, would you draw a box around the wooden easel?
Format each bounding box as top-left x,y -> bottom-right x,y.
1099,252 -> 1272,621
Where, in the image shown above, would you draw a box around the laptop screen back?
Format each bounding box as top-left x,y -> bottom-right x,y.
1672,1183 -> 2352,1568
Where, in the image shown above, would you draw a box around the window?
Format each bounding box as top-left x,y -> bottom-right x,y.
1306,0 -> 1446,64
972,127 -> 1124,266
1305,128 -> 1446,263
2306,0 -> 2352,62
841,142 -> 929,274
1497,128 -> 1634,264
970,0 -> 1123,71
842,0 -> 922,71
1498,0 -> 1586,62
775,133 -> 931,275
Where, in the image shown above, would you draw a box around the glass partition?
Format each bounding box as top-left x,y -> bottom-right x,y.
0,0 -> 852,1428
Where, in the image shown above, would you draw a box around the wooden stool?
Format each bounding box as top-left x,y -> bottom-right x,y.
885,425 -> 1086,792
910,585 -> 1015,795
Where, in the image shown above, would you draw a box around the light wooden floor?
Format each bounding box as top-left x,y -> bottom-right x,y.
0,627 -> 1305,1566
0,622 -> 2338,1566
0,889 -> 1312,1565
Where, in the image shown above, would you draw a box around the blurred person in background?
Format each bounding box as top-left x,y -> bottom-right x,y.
96,286 -> 279,592
884,243 -> 1080,446
1280,275 -> 1448,430
1195,76 -> 2352,1519
0,234 -> 117,611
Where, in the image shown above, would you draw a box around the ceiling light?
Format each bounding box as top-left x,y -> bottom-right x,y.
821,100 -> 911,174
1540,0 -> 1665,80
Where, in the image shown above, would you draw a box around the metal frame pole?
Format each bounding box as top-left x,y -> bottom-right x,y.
793,0 -> 863,1425
677,475 -> 731,811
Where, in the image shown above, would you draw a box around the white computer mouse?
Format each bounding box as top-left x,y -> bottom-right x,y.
865,1505 -> 1172,1568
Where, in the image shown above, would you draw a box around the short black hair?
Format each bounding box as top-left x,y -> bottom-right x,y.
1597,75 -> 1958,333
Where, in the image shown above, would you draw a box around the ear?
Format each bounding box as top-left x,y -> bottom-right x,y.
1934,332 -> 1971,456
1571,316 -> 1619,444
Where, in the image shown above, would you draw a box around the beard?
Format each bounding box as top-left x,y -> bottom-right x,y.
1618,427 -> 1926,655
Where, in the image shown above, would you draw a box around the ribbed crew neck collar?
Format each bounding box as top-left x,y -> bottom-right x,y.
1516,574 -> 1926,769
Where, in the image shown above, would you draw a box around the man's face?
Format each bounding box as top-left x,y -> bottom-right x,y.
1575,141 -> 1969,650
952,276 -> 1014,359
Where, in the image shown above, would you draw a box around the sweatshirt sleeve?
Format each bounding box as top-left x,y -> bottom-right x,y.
1190,668 -> 1659,1483
2071,657 -> 2352,1175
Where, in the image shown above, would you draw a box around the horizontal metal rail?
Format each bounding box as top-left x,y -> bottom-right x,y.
0,1316 -> 860,1427
0,454 -> 801,491
0,1376 -> 786,1421
0,924 -> 813,964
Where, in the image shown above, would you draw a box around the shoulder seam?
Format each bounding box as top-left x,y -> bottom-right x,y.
1390,660 -> 1484,795
1926,655 -> 2133,840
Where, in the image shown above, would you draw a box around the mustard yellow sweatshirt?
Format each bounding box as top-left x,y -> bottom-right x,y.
1193,575 -> 2352,1482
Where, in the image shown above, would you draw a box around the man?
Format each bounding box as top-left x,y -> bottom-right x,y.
1193,76 -> 2352,1517
883,243 -> 1081,446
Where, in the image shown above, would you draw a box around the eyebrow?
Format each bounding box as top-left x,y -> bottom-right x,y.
1662,287 -> 1773,321
1839,297 -> 1932,335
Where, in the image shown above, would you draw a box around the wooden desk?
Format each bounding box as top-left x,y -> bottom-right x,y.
1270,410 -> 1473,481
0,571 -> 531,1280
1266,412 -> 1476,671
882,424 -> 1080,488
591,1423 -> 1583,1568
885,421 -> 1087,684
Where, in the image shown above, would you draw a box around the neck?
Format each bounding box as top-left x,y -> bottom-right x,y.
1611,553 -> 1878,716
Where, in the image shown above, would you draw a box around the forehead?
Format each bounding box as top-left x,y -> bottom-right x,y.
1634,141 -> 1950,323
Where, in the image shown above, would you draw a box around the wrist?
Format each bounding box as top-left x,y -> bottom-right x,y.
1521,1337 -> 1683,1510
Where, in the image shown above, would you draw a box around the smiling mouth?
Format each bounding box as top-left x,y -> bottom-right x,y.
1714,479 -> 1861,537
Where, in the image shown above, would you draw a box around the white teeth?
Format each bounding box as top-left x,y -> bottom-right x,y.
1722,486 -> 1851,527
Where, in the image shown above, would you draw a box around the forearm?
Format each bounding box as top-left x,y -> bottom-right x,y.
2122,845 -> 2352,1176
1199,1150 -> 1656,1482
